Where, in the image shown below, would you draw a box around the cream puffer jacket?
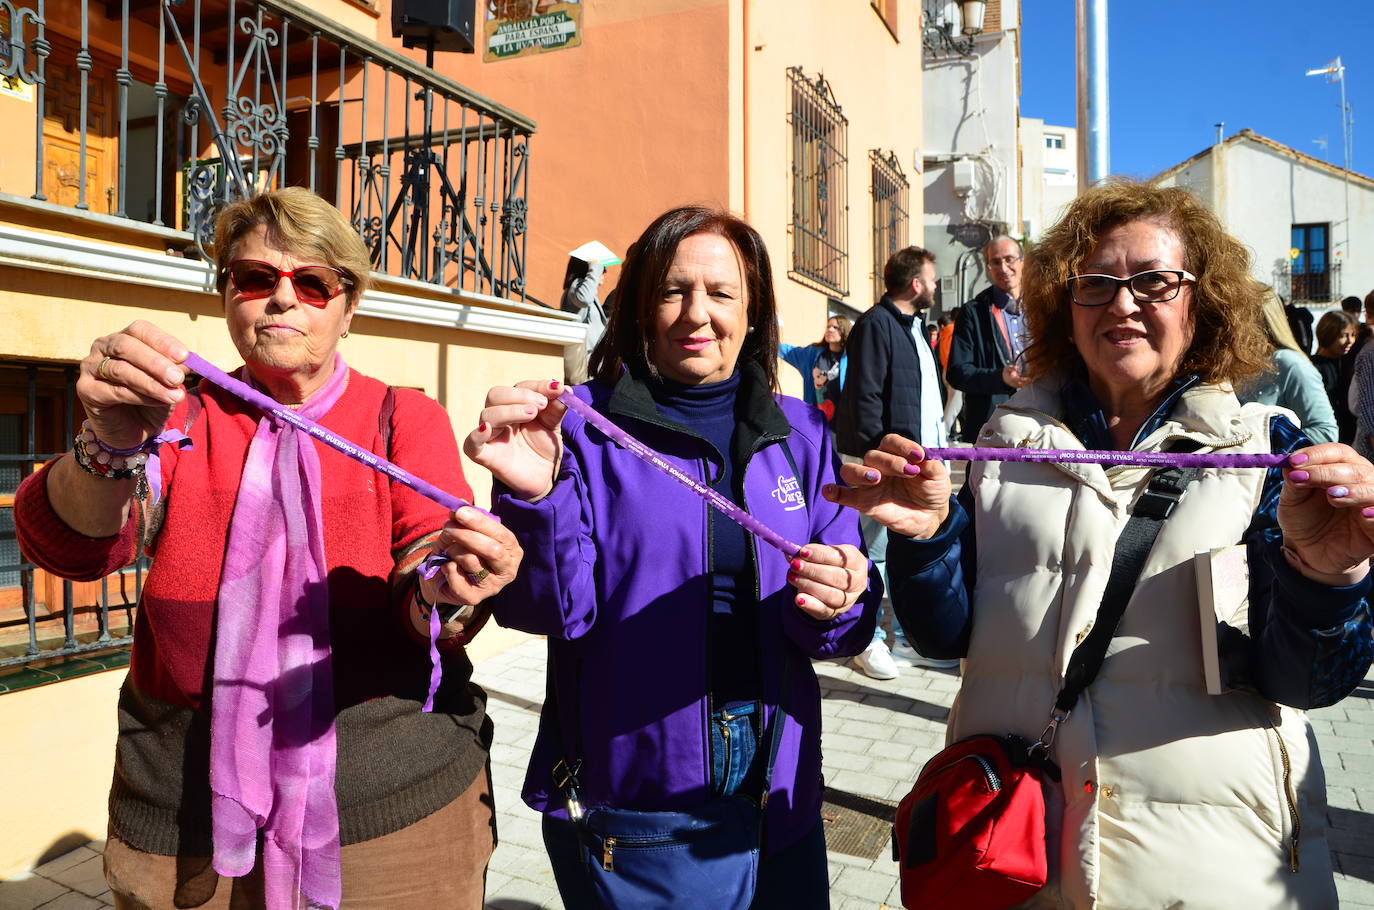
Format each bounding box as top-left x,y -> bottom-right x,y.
949,380 -> 1337,910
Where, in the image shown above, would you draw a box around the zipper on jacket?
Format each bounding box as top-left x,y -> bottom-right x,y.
1269,717 -> 1302,872
602,836 -> 615,871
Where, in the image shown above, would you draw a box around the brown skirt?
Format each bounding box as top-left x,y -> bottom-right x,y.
104,765 -> 496,909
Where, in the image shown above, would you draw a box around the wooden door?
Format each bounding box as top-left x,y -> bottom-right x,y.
41,58 -> 116,213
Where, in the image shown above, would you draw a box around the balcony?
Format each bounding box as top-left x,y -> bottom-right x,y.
0,0 -> 535,299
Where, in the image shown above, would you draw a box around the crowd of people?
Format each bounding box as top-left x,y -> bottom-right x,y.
15,182 -> 1374,910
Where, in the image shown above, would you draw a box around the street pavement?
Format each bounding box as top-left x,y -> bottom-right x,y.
2,637 -> 1371,909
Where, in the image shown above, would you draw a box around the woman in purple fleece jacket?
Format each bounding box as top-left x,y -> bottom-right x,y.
464,206 -> 881,908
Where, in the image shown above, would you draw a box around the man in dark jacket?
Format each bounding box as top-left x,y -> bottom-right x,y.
835,247 -> 945,456
947,236 -> 1032,441
835,246 -> 953,677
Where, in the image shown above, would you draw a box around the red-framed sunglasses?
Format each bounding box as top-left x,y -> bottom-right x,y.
225,259 -> 353,307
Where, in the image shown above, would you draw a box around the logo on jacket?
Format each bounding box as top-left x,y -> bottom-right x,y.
772,474 -> 806,511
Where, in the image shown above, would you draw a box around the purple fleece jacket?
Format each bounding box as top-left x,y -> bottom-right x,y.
488,366 -> 880,854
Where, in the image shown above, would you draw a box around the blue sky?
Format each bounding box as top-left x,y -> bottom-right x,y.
1021,0 -> 1374,180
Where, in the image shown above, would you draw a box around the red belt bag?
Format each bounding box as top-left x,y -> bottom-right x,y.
892,454 -> 1202,909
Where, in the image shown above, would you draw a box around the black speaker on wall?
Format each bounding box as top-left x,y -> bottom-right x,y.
392,0 -> 476,54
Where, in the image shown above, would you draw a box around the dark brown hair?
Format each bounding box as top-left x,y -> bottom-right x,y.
589,206 -> 779,389
1021,179 -> 1271,386
883,246 -> 937,295
1316,309 -> 1358,350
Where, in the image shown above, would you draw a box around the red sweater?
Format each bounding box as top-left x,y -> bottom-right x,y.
16,369 -> 491,851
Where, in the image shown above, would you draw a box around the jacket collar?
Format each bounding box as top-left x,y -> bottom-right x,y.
876,295 -> 917,327
606,360 -> 791,465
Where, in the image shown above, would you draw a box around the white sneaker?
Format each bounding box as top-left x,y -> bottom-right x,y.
852,640 -> 900,680
891,639 -> 960,669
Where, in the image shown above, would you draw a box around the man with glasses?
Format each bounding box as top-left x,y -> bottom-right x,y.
947,236 -> 1031,441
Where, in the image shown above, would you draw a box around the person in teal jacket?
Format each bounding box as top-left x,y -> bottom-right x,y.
1239,291 -> 1338,443
780,315 -> 850,419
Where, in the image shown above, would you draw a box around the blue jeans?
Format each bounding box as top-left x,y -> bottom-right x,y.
859,513 -> 904,645
711,700 -> 761,797
542,815 -> 831,909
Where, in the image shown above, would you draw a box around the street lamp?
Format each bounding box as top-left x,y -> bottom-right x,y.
922,1 -> 986,58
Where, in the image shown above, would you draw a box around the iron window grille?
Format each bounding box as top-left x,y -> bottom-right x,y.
869,150 -> 909,302
0,361 -> 146,673
788,66 -> 849,296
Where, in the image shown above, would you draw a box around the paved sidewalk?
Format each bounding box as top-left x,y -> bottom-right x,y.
3,640 -> 1371,909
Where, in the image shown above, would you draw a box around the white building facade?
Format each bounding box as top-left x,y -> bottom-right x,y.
1020,118 -> 1079,240
1153,129 -> 1374,304
920,0 -> 1022,312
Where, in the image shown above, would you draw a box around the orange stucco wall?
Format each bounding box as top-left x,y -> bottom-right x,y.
377,0 -> 733,311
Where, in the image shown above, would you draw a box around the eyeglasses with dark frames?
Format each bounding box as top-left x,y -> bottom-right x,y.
225,259 -> 353,307
1066,269 -> 1196,307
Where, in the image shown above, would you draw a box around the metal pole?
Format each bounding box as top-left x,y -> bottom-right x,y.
1086,0 -> 1109,183
1074,0 -> 1087,192
1341,60 -> 1350,267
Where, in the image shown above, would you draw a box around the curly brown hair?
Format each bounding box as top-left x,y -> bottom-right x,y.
1021,180 -> 1272,387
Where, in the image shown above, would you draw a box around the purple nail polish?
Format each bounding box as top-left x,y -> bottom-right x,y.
864,469 -> 880,482
1363,507 -> 1374,519
1329,486 -> 1350,498
902,463 -> 922,475
1288,452 -> 1309,466
1289,470 -> 1310,483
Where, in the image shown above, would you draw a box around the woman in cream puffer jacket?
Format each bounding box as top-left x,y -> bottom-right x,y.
826,181 -> 1374,909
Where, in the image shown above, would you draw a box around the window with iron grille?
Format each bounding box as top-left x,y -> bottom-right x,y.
788,67 -> 849,296
1291,223 -> 1331,302
0,362 -> 146,674
869,150 -> 910,302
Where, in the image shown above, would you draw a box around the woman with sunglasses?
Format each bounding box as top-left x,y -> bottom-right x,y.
827,181 -> 1374,908
14,187 -> 520,909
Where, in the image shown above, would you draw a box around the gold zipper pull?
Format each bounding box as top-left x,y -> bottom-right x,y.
602,836 -> 616,871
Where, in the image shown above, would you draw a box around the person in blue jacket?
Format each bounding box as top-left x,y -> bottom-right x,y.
780,315 -> 850,420
464,205 -> 881,909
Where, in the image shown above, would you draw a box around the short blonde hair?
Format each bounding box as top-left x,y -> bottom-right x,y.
1022,180 -> 1272,387
212,187 -> 371,306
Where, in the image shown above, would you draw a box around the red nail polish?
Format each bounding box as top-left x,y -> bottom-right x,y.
791,558 -> 803,571
795,596 -> 806,606
478,421 -> 488,433
799,548 -> 813,559
550,380 -> 561,390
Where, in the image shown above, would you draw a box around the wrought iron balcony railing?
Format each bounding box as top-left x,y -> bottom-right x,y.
0,0 -> 534,300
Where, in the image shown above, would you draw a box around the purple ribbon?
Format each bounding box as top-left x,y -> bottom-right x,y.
916,446 -> 1289,470
144,428 -> 192,503
557,390 -> 804,559
184,354 -> 494,520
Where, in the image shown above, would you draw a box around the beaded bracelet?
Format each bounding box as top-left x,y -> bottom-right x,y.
72,421 -> 156,481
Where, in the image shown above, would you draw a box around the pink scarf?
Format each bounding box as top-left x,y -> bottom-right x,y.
210,355 -> 349,910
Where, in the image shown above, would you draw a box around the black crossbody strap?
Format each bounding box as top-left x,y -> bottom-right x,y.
1052,441 -> 1204,715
